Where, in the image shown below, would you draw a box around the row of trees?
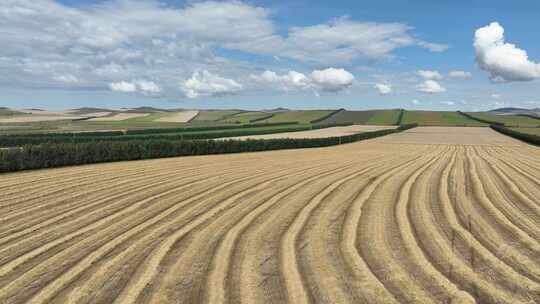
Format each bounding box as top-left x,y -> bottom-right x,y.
124,121 -> 299,135
490,124 -> 540,146
0,124 -> 416,173
249,114 -> 274,123
456,111 -> 504,126
0,122 -> 355,147
395,109 -> 405,125
310,109 -> 345,123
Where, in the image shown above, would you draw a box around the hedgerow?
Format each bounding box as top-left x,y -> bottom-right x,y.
0,122 -> 358,147
457,111 -> 504,126
490,124 -> 540,146
310,109 -> 344,123
0,124 -> 417,173
395,109 -> 405,125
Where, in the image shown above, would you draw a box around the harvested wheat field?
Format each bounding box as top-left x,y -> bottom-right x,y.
226,125 -> 395,140
1,127 -> 539,304
88,113 -> 149,121
0,115 -> 85,123
155,111 -> 199,123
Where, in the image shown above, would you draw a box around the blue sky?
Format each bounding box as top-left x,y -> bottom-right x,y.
1,0 -> 539,111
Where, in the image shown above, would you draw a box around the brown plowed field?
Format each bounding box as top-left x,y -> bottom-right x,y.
0,127 -> 539,304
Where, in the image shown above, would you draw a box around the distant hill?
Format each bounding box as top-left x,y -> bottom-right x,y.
489,107 -> 540,114
263,107 -> 290,113
124,107 -> 174,113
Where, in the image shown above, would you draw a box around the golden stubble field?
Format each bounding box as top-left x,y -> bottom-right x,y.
0,127 -> 539,304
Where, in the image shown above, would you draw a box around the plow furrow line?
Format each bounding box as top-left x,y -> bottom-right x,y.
0,162 -> 267,251
108,162 -> 341,304
0,162 -> 310,303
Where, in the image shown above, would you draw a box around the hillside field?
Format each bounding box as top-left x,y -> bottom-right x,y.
316,109 -> 401,125
192,110 -> 243,122
0,127 -> 538,303
221,111 -> 272,123
467,112 -> 540,127
259,110 -> 335,123
402,111 -> 487,126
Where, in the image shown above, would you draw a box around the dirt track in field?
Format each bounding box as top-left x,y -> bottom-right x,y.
0,127 -> 539,304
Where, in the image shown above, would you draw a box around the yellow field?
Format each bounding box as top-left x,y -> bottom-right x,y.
224,125 -> 394,140
154,111 -> 199,123
0,127 -> 539,303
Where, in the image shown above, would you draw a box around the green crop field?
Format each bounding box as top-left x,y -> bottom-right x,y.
511,127 -> 540,136
315,109 -> 400,125
467,112 -> 540,127
402,111 -> 487,126
193,110 -> 242,121
260,110 -> 336,123
221,111 -> 272,123
366,110 -> 402,125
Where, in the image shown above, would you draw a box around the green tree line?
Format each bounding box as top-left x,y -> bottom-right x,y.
0,123 -> 355,147
0,124 -> 417,173
456,111 -> 505,126
490,124 -> 540,146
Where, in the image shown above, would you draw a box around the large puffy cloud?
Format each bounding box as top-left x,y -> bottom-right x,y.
311,68 -> 354,92
251,70 -> 311,90
0,0 -> 446,96
373,83 -> 392,95
417,70 -> 443,80
448,70 -> 472,80
252,68 -> 354,93
415,80 -> 446,93
474,22 -> 540,82
180,70 -> 242,99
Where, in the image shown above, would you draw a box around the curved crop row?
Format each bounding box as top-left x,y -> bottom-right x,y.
0,127 -> 538,303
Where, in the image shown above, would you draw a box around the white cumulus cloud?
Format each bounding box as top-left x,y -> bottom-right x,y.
474,22 -> 540,82
491,94 -> 501,99
415,80 -> 446,93
251,70 -> 311,90
448,70 -> 472,80
252,68 -> 354,93
374,83 -> 392,95
136,80 -> 161,93
109,81 -> 137,93
180,70 -> 242,99
417,70 -> 443,80
109,80 -> 161,94
311,68 -> 354,92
